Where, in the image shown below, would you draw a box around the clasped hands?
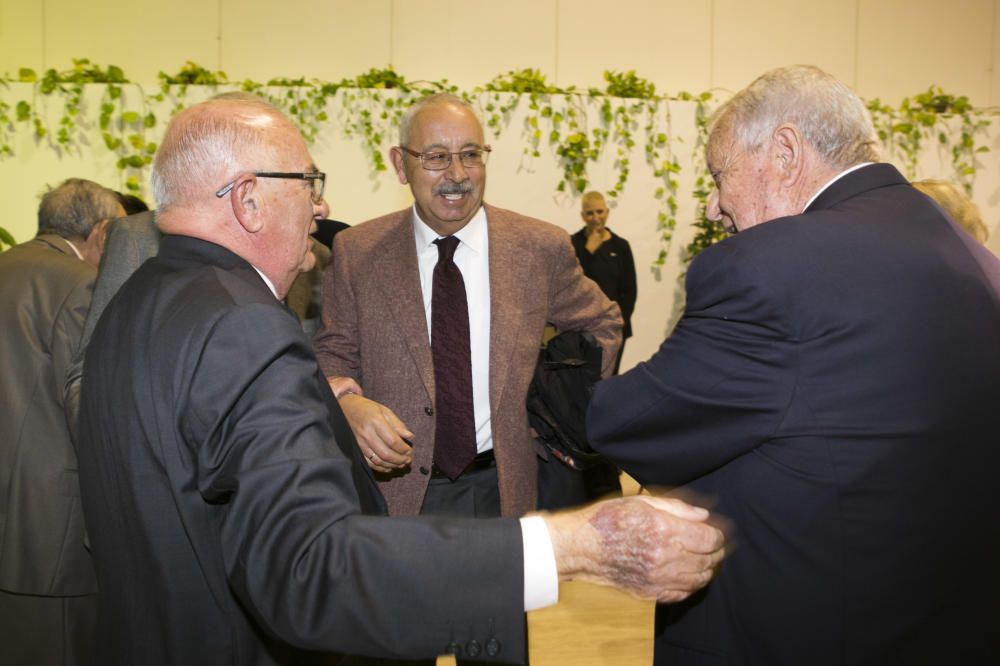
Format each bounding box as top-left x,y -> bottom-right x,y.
543,495 -> 725,603
327,376 -> 725,601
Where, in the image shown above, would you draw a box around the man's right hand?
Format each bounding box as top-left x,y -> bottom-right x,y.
542,495 -> 725,603
338,394 -> 414,473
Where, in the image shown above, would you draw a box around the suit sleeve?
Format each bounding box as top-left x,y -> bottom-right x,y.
183,304 -> 525,661
58,272 -> 96,452
586,243 -> 797,486
312,232 -> 362,383
546,231 -> 623,377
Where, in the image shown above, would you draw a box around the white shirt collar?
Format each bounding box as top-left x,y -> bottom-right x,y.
412,204 -> 487,254
251,265 -> 279,299
62,238 -> 84,261
801,162 -> 874,212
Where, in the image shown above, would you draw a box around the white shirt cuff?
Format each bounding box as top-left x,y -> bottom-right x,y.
519,515 -> 559,611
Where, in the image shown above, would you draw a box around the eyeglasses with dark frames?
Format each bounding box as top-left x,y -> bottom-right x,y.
398,146 -> 491,171
215,171 -> 326,203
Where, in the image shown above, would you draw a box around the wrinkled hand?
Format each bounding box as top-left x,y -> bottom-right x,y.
543,495 -> 724,603
338,394 -> 413,473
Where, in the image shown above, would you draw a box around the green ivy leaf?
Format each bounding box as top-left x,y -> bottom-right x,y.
102,132 -> 121,150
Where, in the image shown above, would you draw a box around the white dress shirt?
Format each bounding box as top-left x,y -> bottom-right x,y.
410,205 -> 558,611
412,205 -> 494,455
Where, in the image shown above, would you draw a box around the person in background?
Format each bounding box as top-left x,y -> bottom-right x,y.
588,65 -> 1000,665
912,178 -> 989,244
571,191 -> 637,376
0,178 -> 124,666
566,191 -> 637,501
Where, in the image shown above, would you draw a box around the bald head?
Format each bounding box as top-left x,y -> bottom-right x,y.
151,94 -> 291,212
580,191 -> 609,233
150,93 -> 327,299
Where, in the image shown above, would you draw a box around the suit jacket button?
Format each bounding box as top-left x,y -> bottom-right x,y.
419,466 -> 430,475
485,638 -> 501,657
466,639 -> 482,657
425,406 -> 434,416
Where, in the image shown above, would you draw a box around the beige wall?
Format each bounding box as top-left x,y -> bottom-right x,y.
2,0 -> 998,102
1,0 -> 999,370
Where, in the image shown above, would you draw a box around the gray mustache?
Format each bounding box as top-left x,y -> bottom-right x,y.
434,181 -> 473,195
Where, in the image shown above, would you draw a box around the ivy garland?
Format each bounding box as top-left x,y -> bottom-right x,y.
0,61 -> 994,264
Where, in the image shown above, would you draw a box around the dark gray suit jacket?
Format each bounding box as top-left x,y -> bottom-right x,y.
77,235 -> 525,665
0,234 -> 97,596
589,164 -> 1000,664
66,211 -> 331,433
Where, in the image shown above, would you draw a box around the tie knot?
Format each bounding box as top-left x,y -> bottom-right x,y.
434,235 -> 460,262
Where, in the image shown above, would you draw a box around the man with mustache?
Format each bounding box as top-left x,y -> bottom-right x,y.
313,93 -> 621,523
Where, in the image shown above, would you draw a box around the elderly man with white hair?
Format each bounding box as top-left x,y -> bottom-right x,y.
588,65 -> 1000,665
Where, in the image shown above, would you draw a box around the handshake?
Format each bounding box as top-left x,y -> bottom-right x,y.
543,494 -> 725,603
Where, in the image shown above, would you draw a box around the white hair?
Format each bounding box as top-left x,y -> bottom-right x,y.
151,93 -> 285,210
710,65 -> 879,169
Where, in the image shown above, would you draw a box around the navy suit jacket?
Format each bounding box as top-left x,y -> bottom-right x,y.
78,235 -> 525,665
588,164 -> 1000,665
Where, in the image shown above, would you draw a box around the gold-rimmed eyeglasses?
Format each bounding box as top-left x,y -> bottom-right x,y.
398,146 -> 491,171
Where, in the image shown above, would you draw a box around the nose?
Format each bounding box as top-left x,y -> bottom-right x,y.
444,154 -> 468,181
706,189 -> 721,221
315,197 -> 330,220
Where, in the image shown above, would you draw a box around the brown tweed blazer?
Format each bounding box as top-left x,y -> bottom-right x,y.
313,204 -> 622,516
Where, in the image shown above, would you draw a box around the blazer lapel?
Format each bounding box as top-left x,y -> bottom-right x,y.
485,205 -> 533,410
372,214 -> 436,399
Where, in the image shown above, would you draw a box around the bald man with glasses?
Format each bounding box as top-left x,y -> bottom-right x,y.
314,93 -> 623,525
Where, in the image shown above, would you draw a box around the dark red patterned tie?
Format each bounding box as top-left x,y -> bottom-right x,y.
431,236 -> 477,480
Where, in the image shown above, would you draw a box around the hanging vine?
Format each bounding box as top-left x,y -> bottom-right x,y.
0,60 -> 993,261
682,92 -> 727,264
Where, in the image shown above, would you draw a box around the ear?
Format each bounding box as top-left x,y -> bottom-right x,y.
87,217 -> 111,257
390,146 -> 409,185
229,174 -> 264,234
772,124 -> 804,186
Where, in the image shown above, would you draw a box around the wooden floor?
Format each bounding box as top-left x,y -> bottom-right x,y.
438,476 -> 655,666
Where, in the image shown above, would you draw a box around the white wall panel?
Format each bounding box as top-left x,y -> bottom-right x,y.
390,0 -> 558,88
989,0 -> 1000,106
0,0 -> 44,74
43,0 -> 220,84
555,0 -> 712,94
711,0 -> 858,94
222,0 -> 392,83
856,0 -> 994,105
